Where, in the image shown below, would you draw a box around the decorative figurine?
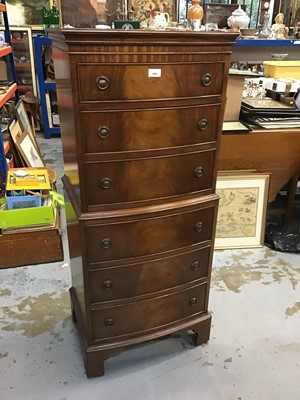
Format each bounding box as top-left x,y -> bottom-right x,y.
271,13 -> 288,38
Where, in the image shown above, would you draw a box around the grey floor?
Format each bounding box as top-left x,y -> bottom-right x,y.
0,136 -> 299,400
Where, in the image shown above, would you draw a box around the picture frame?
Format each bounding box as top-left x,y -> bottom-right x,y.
242,98 -> 292,110
8,119 -> 23,144
16,131 -> 45,168
203,4 -> 246,28
15,99 -> 35,142
128,0 -> 176,26
214,174 -> 270,250
6,1 -> 53,29
222,120 -> 252,134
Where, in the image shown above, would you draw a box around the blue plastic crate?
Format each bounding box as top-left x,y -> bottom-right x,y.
5,194 -> 42,210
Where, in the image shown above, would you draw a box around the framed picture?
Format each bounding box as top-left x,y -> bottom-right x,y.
203,4 -> 246,28
128,0 -> 176,26
6,1 -> 53,28
222,120 -> 252,134
8,119 -> 23,144
16,131 -> 45,168
15,99 -> 35,142
215,174 -> 270,250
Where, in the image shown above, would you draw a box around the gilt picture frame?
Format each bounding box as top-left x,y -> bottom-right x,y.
215,174 -> 270,250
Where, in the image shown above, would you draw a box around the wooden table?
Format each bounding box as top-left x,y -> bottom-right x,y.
218,128 -> 300,203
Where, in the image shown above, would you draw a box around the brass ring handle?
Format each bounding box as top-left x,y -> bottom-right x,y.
197,118 -> 208,131
104,318 -> 114,326
194,222 -> 203,232
191,261 -> 200,271
201,73 -> 212,86
98,125 -> 110,139
103,280 -> 113,290
101,237 -> 112,249
100,177 -> 112,189
194,166 -> 203,178
189,297 -> 198,306
96,75 -> 109,90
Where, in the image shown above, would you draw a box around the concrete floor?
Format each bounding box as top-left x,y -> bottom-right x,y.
0,137 -> 299,400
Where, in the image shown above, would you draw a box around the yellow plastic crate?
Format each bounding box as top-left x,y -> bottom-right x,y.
263,61 -> 300,79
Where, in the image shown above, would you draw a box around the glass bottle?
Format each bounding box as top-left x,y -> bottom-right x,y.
50,5 -> 59,28
259,12 -> 271,38
188,0 -> 204,31
41,7 -> 50,30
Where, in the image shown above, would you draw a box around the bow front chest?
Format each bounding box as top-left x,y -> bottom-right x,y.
50,29 -> 237,377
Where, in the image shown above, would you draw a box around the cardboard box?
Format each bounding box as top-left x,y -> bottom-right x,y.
224,74 -> 245,121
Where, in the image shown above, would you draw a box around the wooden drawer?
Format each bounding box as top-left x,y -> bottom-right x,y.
77,63 -> 224,102
89,245 -> 211,303
85,203 -> 217,263
84,149 -> 215,206
81,103 -> 221,153
91,283 -> 207,340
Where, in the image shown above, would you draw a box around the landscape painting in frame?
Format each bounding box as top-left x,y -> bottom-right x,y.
215,174 -> 270,250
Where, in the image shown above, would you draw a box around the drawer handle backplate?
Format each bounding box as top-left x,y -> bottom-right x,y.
98,125 -> 110,139
201,73 -> 212,86
191,261 -> 200,271
104,318 -> 114,327
194,166 -> 203,178
197,118 -> 208,131
103,280 -> 113,290
96,75 -> 109,90
101,237 -> 112,249
189,297 -> 198,306
100,177 -> 112,189
194,222 -> 203,232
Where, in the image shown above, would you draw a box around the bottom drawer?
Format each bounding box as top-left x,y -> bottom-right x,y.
91,283 -> 207,340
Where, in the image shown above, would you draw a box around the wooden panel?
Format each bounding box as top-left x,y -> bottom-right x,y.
91,283 -> 207,340
219,129 -> 300,202
89,245 -> 211,303
84,149 -> 215,206
85,204 -> 217,263
81,103 -> 221,153
77,63 -> 224,102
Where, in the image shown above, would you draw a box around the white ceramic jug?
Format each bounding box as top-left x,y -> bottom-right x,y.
152,12 -> 170,29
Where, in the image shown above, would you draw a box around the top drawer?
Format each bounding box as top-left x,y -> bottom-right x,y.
77,63 -> 224,102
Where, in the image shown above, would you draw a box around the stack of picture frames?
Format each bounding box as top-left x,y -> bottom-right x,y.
215,170 -> 271,250
8,99 -> 45,170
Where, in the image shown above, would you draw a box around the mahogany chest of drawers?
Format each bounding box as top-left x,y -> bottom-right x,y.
50,29 -> 237,377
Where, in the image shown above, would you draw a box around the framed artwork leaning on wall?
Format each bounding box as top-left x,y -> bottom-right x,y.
215,173 -> 270,249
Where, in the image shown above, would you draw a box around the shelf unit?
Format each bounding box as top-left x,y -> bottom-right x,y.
0,0 -> 18,183
232,38 -> 300,63
33,36 -> 60,139
235,38 -> 300,47
0,26 -> 37,97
